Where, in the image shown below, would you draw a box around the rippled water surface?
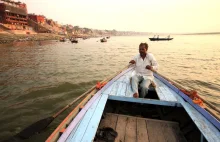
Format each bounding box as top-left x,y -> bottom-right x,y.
0,35 -> 220,141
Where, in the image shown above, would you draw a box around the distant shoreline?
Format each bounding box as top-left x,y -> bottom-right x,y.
0,33 -> 63,44
174,32 -> 220,35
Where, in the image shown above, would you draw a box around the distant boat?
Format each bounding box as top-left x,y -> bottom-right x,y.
149,35 -> 173,41
71,38 -> 78,43
100,38 -> 107,42
59,37 -> 66,42
106,36 -> 110,39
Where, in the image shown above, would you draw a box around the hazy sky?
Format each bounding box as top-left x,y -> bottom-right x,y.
22,0 -> 220,33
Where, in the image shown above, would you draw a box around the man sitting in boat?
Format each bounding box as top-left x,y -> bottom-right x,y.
129,43 -> 158,98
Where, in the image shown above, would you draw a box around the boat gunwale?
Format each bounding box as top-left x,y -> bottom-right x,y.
154,73 -> 220,131
45,89 -> 95,142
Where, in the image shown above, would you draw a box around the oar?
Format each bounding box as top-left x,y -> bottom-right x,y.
15,85 -> 98,139
152,70 -> 220,120
8,64 -> 131,140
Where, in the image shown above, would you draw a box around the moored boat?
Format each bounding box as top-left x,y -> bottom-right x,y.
149,37 -> 173,41
46,65 -> 220,142
59,37 -> 66,42
149,35 -> 173,41
100,38 -> 107,42
70,38 -> 78,43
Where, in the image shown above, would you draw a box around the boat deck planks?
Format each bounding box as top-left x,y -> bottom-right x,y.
116,82 -> 124,96
154,77 -> 178,102
66,94 -> 108,142
171,124 -> 188,142
81,94 -> 108,142
109,82 -> 119,96
117,75 -> 126,82
115,115 -> 127,142
125,117 -> 137,142
66,95 -> 101,141
147,120 -> 166,142
137,119 -> 149,142
98,113 -> 186,142
160,122 -> 182,142
117,82 -> 127,97
126,83 -> 133,98
106,68 -> 179,104
164,123 -> 179,141
99,113 -> 118,130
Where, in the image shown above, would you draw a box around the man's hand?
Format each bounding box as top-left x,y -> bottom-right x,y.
129,60 -> 136,64
133,93 -> 139,98
146,65 -> 153,70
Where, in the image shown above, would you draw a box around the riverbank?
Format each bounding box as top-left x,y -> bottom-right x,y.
0,33 -> 106,44
0,33 -> 64,44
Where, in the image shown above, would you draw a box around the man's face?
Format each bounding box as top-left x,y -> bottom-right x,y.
139,45 -> 147,56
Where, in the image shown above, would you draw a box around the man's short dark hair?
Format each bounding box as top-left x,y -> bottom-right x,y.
139,43 -> 148,50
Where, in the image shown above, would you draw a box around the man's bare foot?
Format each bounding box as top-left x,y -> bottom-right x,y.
133,93 -> 139,98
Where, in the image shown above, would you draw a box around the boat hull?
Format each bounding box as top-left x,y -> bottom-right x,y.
100,39 -> 107,42
149,38 -> 173,41
71,40 -> 78,43
46,66 -> 220,142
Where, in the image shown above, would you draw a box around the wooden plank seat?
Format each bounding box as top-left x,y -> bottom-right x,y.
96,113 -> 187,142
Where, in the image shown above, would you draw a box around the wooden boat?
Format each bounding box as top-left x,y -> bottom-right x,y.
46,65 -> 220,142
70,38 -> 78,43
59,38 -> 66,42
100,38 -> 107,42
149,37 -> 173,41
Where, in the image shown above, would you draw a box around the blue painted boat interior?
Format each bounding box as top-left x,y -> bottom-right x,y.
58,67 -> 220,142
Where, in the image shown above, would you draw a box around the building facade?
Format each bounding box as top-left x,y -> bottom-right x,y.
0,0 -> 28,30
28,14 -> 45,24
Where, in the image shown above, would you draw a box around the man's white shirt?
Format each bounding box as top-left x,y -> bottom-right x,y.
132,53 -> 158,80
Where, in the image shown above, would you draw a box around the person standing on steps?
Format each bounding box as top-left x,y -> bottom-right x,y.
129,43 -> 158,98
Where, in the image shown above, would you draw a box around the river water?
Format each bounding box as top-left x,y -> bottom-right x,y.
0,35 -> 220,141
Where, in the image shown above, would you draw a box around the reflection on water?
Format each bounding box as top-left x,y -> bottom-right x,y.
0,35 -> 220,141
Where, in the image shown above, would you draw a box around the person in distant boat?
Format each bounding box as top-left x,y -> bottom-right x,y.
129,43 -> 158,98
157,35 -> 159,39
